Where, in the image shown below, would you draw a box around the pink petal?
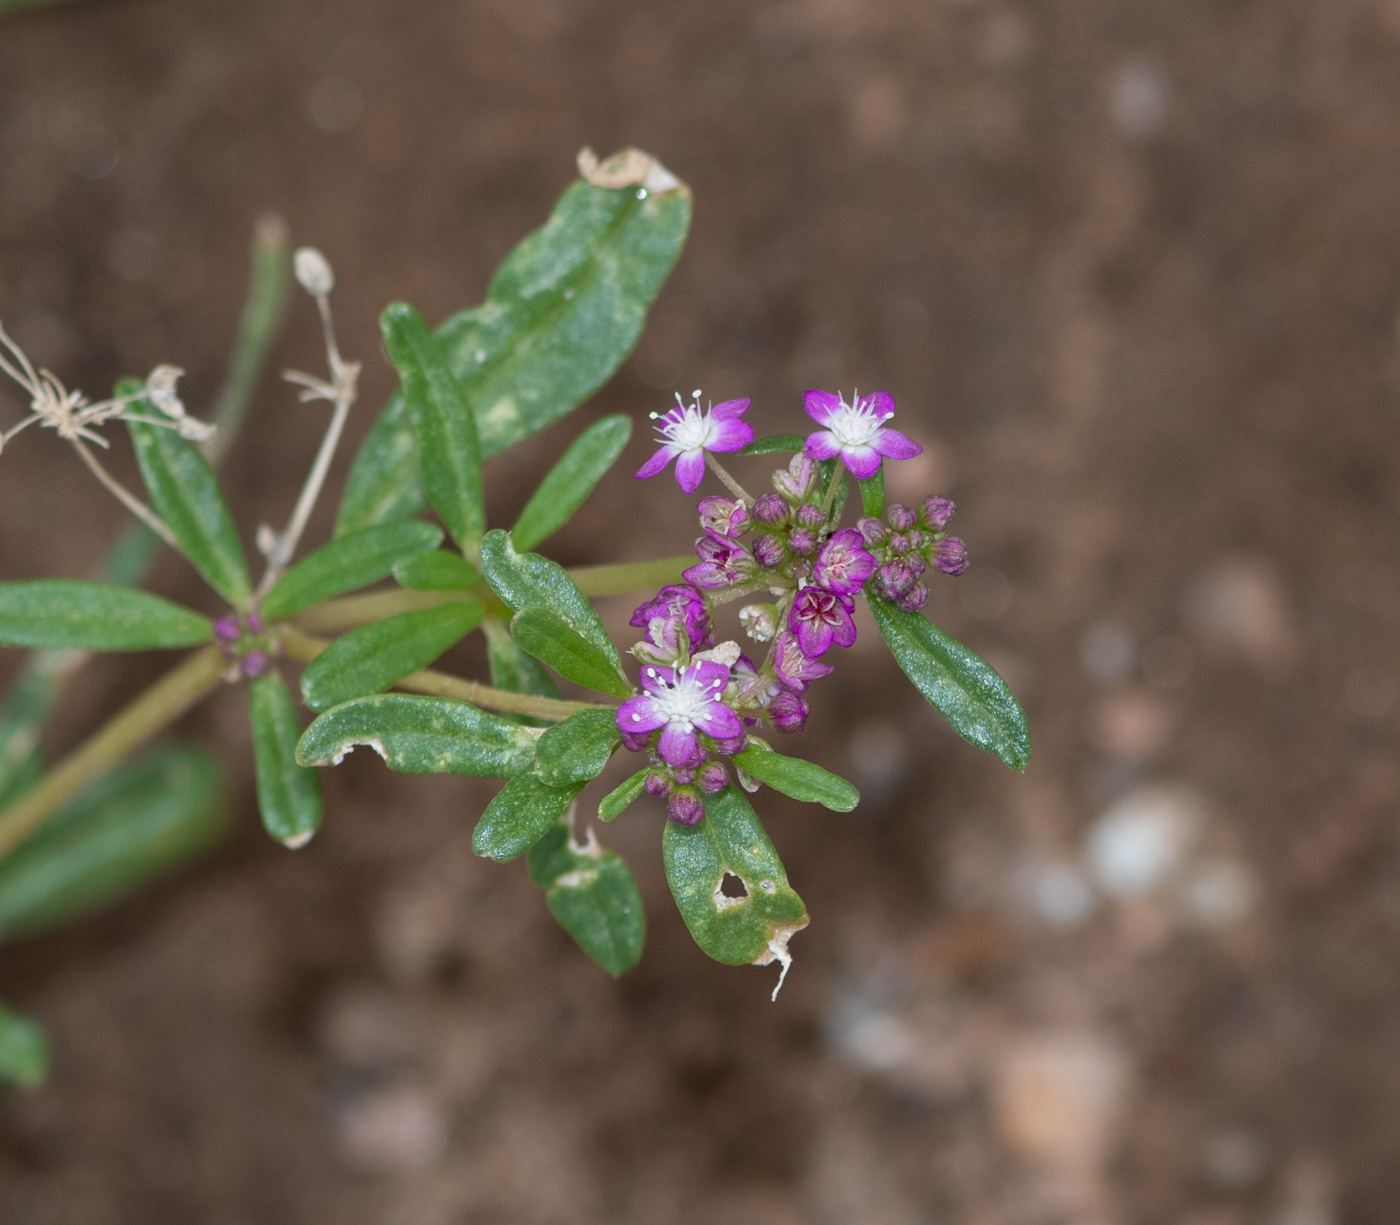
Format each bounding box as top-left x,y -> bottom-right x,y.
659,722 -> 704,768
706,416 -> 754,452
861,390 -> 896,420
635,445 -> 676,480
674,449 -> 707,493
709,397 -> 750,421
693,702 -> 744,740
617,694 -> 666,733
830,607 -> 858,649
637,664 -> 678,696
840,445 -> 882,479
873,427 -> 922,461
803,389 -> 842,426
803,430 -> 841,461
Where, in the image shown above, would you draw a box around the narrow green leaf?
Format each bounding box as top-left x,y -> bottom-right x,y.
740,433 -> 807,457
663,786 -> 808,974
336,164 -> 691,531
0,1004 -> 48,1089
334,394 -> 427,536
534,708 -> 619,786
480,530 -> 620,667
393,550 -> 479,591
472,772 -> 582,862
598,768 -> 648,821
380,302 -> 487,552
248,672 -> 322,847
510,415 -> 632,553
0,744 -> 226,940
510,607 -> 630,699
733,743 -> 860,812
0,581 -> 211,651
297,693 -> 538,777
300,600 -> 484,712
527,820 -> 644,975
262,521 -> 442,619
121,380 -> 250,607
857,468 -> 885,518
869,599 -> 1031,771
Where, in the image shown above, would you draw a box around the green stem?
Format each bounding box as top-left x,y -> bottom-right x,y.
705,454 -> 753,503
278,628 -> 609,721
568,555 -> 693,598
0,647 -> 227,860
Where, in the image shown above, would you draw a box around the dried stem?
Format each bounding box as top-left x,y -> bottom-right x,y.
70,438 -> 179,550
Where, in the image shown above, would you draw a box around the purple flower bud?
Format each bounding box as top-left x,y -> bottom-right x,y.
888,532 -> 911,555
670,766 -> 697,786
752,492 -> 789,526
886,503 -> 918,531
795,502 -> 825,529
214,615 -> 241,647
683,533 -> 756,590
858,517 -> 887,547
623,731 -> 654,754
246,613 -> 265,634
931,536 -> 969,576
240,650 -> 272,678
906,553 -> 927,579
872,560 -> 917,602
905,529 -> 926,551
897,584 -> 929,612
752,533 -> 787,569
921,496 -> 956,529
788,527 -> 818,556
768,690 -> 810,734
773,453 -> 816,502
697,496 -> 748,539
667,789 -> 705,827
644,769 -> 671,796
697,761 -> 729,794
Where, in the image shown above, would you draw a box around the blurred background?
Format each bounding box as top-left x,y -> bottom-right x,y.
1,0 -> 1398,1222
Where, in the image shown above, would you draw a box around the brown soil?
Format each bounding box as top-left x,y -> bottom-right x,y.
1,1 -> 1399,1222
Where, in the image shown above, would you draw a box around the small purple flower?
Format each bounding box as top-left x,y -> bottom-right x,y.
667,789 -> 705,827
768,690 -> 810,734
813,528 -> 876,596
629,584 -> 712,654
772,630 -> 834,690
214,615 -> 241,647
789,587 -> 857,656
240,650 -> 272,678
931,536 -> 969,576
802,389 -> 923,480
921,496 -> 955,530
684,532 -> 756,590
752,492 -> 790,526
617,660 -> 745,768
635,392 -> 754,494
697,495 -> 748,539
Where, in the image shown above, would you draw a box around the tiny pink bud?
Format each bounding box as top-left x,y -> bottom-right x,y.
213,615 -> 240,647
644,770 -> 671,797
752,492 -> 789,526
921,496 -> 955,529
768,690 -> 810,734
858,517 -> 887,547
240,650 -> 272,678
667,789 -> 705,826
697,762 -> 729,794
886,503 -> 917,531
788,527 -> 818,556
897,584 -> 930,612
752,534 -> 787,569
932,537 -> 969,576
795,503 -> 825,529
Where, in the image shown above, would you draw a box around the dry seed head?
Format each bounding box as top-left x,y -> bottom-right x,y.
294,247 -> 334,296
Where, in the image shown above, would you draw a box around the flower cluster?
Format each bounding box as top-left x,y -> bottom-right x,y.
214,613 -> 277,679
621,387 -> 968,824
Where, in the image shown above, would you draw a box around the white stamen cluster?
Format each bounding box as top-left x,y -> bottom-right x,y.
650,389 -> 715,451
824,391 -> 892,449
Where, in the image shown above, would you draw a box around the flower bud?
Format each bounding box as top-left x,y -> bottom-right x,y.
739,603 -> 779,643
697,496 -> 747,539
788,527 -> 818,556
858,516 -> 887,547
240,650 -> 272,678
752,533 -> 786,569
623,731 -> 654,754
213,615 -> 241,647
752,492 -> 789,526
888,532 -> 911,555
768,690 -> 810,734
667,789 -> 705,827
931,536 -> 969,576
897,584 -> 929,612
886,503 -> 918,531
697,761 -> 729,794
872,559 -> 916,601
644,769 -> 671,797
294,246 -> 334,296
921,496 -> 955,529
773,453 -> 816,501
795,502 -> 825,529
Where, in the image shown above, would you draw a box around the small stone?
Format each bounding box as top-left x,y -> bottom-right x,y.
335,1083 -> 447,1174
1086,785 -> 1203,898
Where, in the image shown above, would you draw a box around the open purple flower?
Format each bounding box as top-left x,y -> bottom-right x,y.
629,584 -> 712,657
772,629 -> 835,690
697,496 -> 748,539
802,389 -> 922,479
635,392 -> 754,494
788,587 -> 857,657
813,528 -> 877,595
683,532 -> 755,590
617,660 -> 744,768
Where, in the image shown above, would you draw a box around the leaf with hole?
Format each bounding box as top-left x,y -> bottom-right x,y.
510,414 -> 632,553
262,521 -> 442,619
732,743 -> 859,812
0,581 -> 211,651
870,599 -> 1031,771
248,672 -> 322,847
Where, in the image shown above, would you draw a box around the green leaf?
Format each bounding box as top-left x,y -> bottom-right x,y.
0,1004 -> 48,1089
598,768 -> 648,821
479,530 -> 620,667
510,415 -> 632,553
248,672 -> 322,847
527,819 -> 644,975
262,521 -> 443,619
299,600 -> 484,712
857,468 -> 885,518
472,771 -> 582,862
121,381 -> 251,607
733,743 -> 860,812
297,693 -> 538,777
0,744 -> 227,941
0,581 -> 211,651
334,395 -> 427,536
740,433 -> 807,457
534,707 -> 619,786
336,163 -> 691,531
509,607 -> 630,699
663,787 -> 808,979
393,550 -> 479,591
485,620 -> 562,729
869,599 -> 1031,771
380,302 -> 487,552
